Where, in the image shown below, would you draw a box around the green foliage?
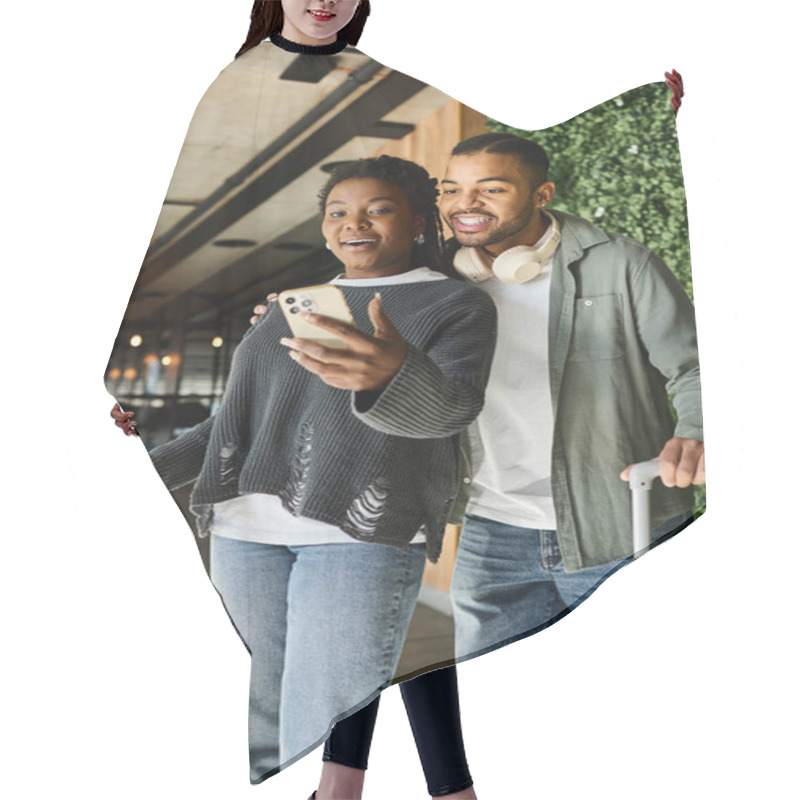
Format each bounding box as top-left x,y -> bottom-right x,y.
488,81 -> 693,298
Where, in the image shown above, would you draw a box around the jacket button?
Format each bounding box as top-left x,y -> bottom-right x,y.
584,299 -> 594,307
463,477 -> 471,484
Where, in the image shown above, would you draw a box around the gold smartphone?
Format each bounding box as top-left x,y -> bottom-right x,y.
278,284 -> 355,349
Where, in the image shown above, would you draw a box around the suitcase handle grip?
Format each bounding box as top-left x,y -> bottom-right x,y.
628,460 -> 662,556
628,459 -> 661,489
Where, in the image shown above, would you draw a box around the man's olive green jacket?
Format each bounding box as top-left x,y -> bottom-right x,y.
448,210 -> 702,571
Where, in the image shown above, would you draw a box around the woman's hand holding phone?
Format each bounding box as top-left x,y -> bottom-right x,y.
280,294 -> 407,392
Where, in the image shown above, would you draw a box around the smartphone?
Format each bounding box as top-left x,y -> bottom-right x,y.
278,284 -> 355,349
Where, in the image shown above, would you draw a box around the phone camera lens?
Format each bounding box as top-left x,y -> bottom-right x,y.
290,307 -> 300,314
285,296 -> 296,305
301,299 -> 313,308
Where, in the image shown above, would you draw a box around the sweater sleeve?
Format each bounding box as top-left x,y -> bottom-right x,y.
352,290 -> 497,438
148,416 -> 215,491
631,252 -> 703,441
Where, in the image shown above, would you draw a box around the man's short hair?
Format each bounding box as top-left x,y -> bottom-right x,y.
451,133 -> 550,186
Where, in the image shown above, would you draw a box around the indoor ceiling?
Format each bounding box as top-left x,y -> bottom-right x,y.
120,42 -> 454,336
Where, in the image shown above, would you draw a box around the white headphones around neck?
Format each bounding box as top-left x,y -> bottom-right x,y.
453,211 -> 561,284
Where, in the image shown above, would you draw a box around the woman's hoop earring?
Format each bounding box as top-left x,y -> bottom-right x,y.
325,241 -> 332,250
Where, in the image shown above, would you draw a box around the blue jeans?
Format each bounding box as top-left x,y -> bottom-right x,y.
450,514 -> 629,660
209,535 -> 426,784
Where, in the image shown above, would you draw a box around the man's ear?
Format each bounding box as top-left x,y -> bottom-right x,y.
536,181 -> 556,208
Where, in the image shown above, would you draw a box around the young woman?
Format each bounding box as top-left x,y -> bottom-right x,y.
236,0 -> 370,55
114,151 -> 494,785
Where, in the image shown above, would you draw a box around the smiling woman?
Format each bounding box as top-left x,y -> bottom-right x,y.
323,178 -> 425,276
237,0 -> 370,55
319,157 -> 447,279
123,148 -> 496,784
108,129 -> 497,790
282,0 -> 362,45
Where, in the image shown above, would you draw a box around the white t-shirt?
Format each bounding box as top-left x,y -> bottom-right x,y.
212,267 -> 447,545
465,257 -> 557,530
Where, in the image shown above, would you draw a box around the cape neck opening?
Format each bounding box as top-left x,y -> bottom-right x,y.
269,32 -> 349,55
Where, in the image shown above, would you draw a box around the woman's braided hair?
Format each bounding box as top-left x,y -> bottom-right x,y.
317,156 -> 448,274
236,1 -> 371,59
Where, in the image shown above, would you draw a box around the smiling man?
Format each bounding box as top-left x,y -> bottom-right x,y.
438,133 -> 704,657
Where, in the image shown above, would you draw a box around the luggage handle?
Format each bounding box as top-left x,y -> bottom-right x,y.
628,461 -> 662,557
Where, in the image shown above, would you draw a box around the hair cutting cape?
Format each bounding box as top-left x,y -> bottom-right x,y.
105,38 -> 702,782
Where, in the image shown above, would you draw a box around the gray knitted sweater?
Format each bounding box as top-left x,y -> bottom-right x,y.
149,276 -> 497,561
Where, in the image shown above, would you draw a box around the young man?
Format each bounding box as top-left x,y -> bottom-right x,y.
438,133 -> 703,657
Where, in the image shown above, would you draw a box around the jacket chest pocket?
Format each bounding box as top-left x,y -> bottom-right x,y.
567,294 -> 624,362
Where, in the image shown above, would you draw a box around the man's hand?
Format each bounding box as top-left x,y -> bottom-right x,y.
279,294 -> 407,391
111,402 -> 139,437
620,437 -> 705,488
250,293 -> 278,326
